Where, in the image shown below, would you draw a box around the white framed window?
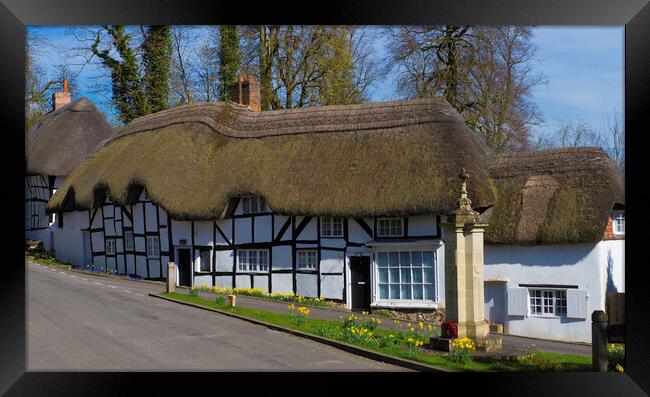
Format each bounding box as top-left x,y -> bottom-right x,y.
297,250 -> 318,270
124,231 -> 135,251
146,236 -> 160,258
528,288 -> 567,317
321,217 -> 343,237
105,238 -> 116,255
241,195 -> 268,214
377,250 -> 435,301
199,249 -> 211,272
237,249 -> 269,272
377,218 -> 404,237
612,210 -> 625,235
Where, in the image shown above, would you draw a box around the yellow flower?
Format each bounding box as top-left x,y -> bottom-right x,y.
615,364 -> 624,372
288,303 -> 295,310
418,322 -> 424,329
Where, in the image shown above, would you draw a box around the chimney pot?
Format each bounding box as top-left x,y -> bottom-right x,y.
63,79 -> 69,93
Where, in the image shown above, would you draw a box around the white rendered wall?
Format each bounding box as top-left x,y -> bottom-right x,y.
484,241 -> 620,343
52,211 -> 89,267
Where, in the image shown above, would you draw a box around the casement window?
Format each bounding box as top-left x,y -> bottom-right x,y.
321,217 -> 343,237
241,195 -> 268,215
146,236 -> 160,258
57,212 -> 63,228
237,249 -> 269,272
297,250 -> 318,270
528,288 -> 567,317
377,251 -> 435,301
377,218 -> 404,237
105,238 -> 116,255
124,231 -> 135,251
612,210 -> 625,235
199,249 -> 211,272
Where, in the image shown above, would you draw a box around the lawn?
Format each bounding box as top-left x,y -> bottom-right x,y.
162,291 -> 592,372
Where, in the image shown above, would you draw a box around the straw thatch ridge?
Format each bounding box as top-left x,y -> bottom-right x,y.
484,147 -> 625,244
26,97 -> 115,176
47,98 -> 496,219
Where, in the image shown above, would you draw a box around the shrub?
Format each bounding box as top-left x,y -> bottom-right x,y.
188,287 -> 200,297
214,294 -> 226,306
607,344 -> 625,372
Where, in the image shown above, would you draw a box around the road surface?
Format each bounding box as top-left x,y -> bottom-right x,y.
27,262 -> 406,371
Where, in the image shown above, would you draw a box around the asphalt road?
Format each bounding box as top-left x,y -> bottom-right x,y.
27,262 -> 407,371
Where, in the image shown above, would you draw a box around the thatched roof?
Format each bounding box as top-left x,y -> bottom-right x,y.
26,97 -> 115,176
47,98 -> 625,245
47,98 -> 496,219
483,147 -> 625,244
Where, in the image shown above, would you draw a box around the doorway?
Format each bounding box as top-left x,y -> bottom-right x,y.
484,281 -> 507,327
349,256 -> 371,312
177,248 -> 192,287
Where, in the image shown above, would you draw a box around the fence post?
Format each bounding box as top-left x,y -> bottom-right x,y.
592,310 -> 608,372
167,262 -> 176,293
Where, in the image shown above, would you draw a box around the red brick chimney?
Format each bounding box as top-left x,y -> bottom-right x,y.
52,79 -> 72,111
228,74 -> 261,112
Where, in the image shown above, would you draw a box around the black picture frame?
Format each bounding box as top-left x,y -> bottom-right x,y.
2,0 -> 649,395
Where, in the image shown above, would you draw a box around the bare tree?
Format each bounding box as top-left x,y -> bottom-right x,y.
533,112 -> 624,174
169,26 -> 197,106
385,25 -> 546,151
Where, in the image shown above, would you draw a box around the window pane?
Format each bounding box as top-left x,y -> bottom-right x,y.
424,285 -> 435,300
378,268 -> 388,283
390,285 -> 400,299
378,252 -> 388,267
413,285 -> 423,299
400,268 -> 411,283
259,197 -> 267,212
400,284 -> 411,299
412,268 -> 423,283
389,269 -> 399,283
379,284 -> 389,299
423,267 -> 434,284
389,252 -> 399,267
423,251 -> 434,267
399,252 -> 410,267
411,251 -> 422,267
242,197 -> 250,214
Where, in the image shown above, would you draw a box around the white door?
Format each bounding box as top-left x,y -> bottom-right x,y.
484,281 -> 507,326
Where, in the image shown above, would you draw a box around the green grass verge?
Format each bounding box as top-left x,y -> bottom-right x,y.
162,292 -> 591,372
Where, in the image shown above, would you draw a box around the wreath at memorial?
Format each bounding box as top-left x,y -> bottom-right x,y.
441,320 -> 458,339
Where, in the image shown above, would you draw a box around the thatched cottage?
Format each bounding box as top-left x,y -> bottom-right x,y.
25,83 -> 115,251
44,76 -> 624,342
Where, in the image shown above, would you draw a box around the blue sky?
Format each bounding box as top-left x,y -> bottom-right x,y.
29,25 -> 624,139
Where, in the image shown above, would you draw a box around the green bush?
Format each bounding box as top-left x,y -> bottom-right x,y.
607,344 -> 625,372
188,287 -> 200,297
214,294 -> 226,306
449,348 -> 472,365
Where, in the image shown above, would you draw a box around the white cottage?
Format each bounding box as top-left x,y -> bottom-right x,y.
25,85 -> 115,252
46,76 -> 624,342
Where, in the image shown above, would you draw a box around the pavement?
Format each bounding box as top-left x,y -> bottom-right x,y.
27,261 -> 407,371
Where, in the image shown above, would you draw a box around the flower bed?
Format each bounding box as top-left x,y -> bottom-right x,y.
193,284 -> 341,309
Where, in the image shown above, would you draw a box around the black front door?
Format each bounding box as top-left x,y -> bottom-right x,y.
350,256 -> 371,312
177,248 -> 192,287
